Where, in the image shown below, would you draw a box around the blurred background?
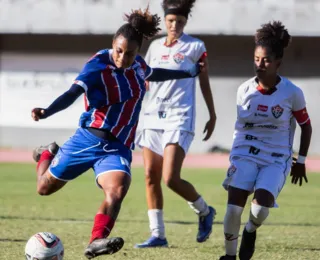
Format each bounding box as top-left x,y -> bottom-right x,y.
1,0 -> 319,155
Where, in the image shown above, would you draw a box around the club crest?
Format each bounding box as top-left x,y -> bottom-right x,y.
173,53 -> 184,64
271,104 -> 284,118
227,165 -> 237,177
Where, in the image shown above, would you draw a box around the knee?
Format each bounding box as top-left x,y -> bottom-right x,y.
254,188 -> 274,207
224,204 -> 244,222
249,202 -> 269,225
144,167 -> 161,186
105,185 -> 127,203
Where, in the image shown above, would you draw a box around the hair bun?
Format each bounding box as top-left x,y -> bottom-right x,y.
124,7 -> 161,39
255,21 -> 291,49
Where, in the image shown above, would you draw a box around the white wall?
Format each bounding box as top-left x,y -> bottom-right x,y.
1,0 -> 320,35
1,52 -> 319,154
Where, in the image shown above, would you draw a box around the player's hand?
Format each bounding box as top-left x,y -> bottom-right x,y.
31,108 -> 47,121
290,157 -> 308,186
188,62 -> 204,77
203,115 -> 216,141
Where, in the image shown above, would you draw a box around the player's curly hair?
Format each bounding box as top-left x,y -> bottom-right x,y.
162,0 -> 196,17
255,21 -> 291,59
114,7 -> 161,48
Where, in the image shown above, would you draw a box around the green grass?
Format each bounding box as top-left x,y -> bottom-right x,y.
0,163 -> 320,259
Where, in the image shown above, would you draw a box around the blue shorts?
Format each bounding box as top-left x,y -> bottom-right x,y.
49,128 -> 132,186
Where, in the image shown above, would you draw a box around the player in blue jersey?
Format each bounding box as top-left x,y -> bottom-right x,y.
31,7 -> 202,259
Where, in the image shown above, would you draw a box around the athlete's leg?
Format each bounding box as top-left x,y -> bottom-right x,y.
162,143 -> 215,242
84,170 -> 130,258
34,143 -> 66,195
239,160 -> 290,260
135,129 -> 168,248
220,158 -> 258,259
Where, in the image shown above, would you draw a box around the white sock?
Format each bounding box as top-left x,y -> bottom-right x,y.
148,209 -> 165,239
224,204 -> 244,256
188,196 -> 210,216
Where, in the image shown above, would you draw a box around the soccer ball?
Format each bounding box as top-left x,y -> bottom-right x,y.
25,232 -> 64,260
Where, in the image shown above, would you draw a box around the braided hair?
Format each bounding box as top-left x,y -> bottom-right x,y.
114,7 -> 161,48
255,21 -> 291,59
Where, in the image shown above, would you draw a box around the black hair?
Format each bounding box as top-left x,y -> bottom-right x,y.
114,7 -> 161,48
255,21 -> 291,59
162,0 -> 196,18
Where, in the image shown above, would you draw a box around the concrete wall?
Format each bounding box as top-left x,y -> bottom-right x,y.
1,34 -> 319,154
1,0 -> 320,35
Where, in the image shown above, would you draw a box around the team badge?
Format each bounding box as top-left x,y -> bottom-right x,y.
51,153 -> 60,168
227,165 -> 237,177
173,53 -> 184,64
137,67 -> 145,79
271,104 -> 284,118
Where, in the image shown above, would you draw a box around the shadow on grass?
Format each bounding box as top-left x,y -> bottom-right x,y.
1,215 -> 320,227
286,247 -> 320,251
0,238 -> 26,242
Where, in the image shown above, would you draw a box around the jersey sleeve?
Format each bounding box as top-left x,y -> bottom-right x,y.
136,55 -> 153,79
74,54 -> 102,92
193,41 -> 207,63
292,87 -> 310,125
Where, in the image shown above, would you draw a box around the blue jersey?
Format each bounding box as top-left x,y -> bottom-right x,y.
74,49 -> 152,149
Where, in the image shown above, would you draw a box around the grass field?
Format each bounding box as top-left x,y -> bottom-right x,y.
0,163 -> 320,260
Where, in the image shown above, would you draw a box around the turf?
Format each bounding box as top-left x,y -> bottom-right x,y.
0,163 -> 319,259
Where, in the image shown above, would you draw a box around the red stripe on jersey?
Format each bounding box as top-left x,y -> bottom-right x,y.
125,122 -> 138,148
293,107 -> 310,125
102,67 -> 120,104
124,69 -> 141,97
111,99 -> 138,136
199,52 -> 207,61
90,106 -> 110,128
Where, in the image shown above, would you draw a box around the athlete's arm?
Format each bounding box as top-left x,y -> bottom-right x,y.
31,84 -> 85,120
146,62 -> 202,82
198,56 -> 216,141
293,107 -> 312,158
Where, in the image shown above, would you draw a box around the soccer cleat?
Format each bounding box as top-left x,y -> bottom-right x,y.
219,255 -> 237,260
134,236 -> 168,248
197,206 -> 216,242
84,237 -> 124,259
239,229 -> 256,260
33,142 -> 59,162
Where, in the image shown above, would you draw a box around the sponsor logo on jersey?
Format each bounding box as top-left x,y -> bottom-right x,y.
243,122 -> 278,129
271,104 -> 284,118
156,97 -> 172,104
161,55 -> 170,61
158,111 -> 167,118
173,53 -> 184,64
257,104 -> 268,112
254,113 -> 268,118
245,134 -> 258,140
271,152 -> 284,158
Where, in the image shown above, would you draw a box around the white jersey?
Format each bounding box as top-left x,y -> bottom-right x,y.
232,76 -> 310,159
142,33 -> 207,132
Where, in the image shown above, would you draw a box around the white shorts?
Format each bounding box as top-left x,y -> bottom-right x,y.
135,129 -> 194,156
222,155 -> 292,203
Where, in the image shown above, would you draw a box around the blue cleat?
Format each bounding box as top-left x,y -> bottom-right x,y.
197,206 -> 216,243
134,236 -> 168,248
